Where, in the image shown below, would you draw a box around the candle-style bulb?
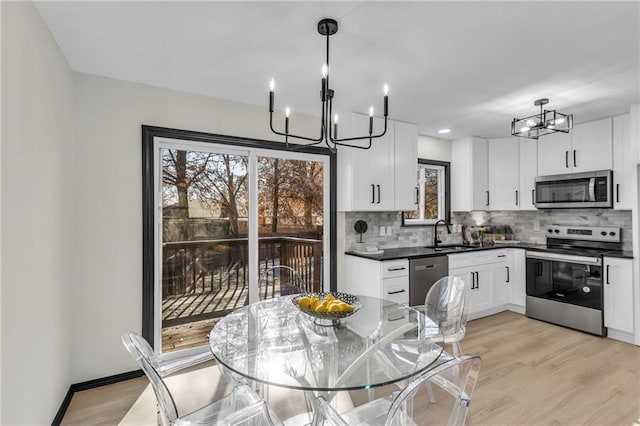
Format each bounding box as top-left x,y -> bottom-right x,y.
369,106 -> 374,117
322,64 -> 328,78
269,78 -> 275,92
334,114 -> 339,124
383,83 -> 389,95
285,106 -> 290,118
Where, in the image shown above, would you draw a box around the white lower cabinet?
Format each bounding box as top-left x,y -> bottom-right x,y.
509,249 -> 526,308
603,257 -> 634,334
345,256 -> 409,305
448,249 -> 519,317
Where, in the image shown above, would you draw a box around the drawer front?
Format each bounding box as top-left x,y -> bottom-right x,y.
382,276 -> 409,304
381,259 -> 409,279
448,250 -> 509,269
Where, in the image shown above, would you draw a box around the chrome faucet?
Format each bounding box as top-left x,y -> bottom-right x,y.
433,219 -> 452,247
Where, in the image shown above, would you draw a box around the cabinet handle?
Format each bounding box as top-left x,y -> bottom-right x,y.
476,271 -> 479,288
616,184 -> 620,203
371,184 -> 375,204
387,314 -> 406,322
387,267 -> 406,271
506,266 -> 510,283
470,272 -> 475,289
415,187 -> 419,204
532,189 -> 535,205
377,184 -> 381,204
565,151 -> 569,168
606,264 -> 610,285
573,150 -> 577,167
387,289 -> 406,295
497,254 -> 506,258
486,191 -> 490,206
515,190 -> 519,206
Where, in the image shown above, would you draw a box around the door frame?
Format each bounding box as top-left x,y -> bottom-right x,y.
141,125 -> 337,351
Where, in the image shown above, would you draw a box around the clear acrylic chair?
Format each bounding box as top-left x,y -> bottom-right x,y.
122,332 -> 283,426
313,355 -> 481,426
424,275 -> 469,357
260,265 -> 305,299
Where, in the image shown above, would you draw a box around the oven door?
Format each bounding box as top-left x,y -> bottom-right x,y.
526,251 -> 603,310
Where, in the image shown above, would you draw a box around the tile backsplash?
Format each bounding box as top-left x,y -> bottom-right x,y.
344,209 -> 633,252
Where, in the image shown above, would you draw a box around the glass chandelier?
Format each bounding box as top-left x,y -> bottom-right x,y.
511,98 -> 573,140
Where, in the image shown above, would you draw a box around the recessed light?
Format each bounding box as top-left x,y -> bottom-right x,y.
438,129 -> 451,134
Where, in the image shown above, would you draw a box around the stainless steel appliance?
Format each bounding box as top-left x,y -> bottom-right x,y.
534,170 -> 612,208
409,256 -> 448,306
525,225 -> 622,336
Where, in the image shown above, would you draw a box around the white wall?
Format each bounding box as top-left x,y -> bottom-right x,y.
72,73 -> 319,382
417,134 -> 451,162
1,2 -> 75,424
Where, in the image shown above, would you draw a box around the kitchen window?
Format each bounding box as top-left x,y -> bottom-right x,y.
402,159 -> 450,226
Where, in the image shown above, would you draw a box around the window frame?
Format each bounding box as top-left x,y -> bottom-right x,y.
142,125 -> 337,350
401,159 -> 451,227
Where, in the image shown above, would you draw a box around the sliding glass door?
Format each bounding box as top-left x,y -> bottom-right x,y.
148,133 -> 331,357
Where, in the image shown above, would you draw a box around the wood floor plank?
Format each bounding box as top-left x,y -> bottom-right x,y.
63,311 -> 640,425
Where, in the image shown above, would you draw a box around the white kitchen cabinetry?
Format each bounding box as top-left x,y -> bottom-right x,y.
518,139 -> 538,210
451,136 -> 489,211
603,257 -> 634,335
488,137 -> 520,210
613,114 -> 635,210
337,114 -> 417,211
448,249 -> 515,317
345,256 -> 409,305
537,118 -> 612,176
509,249 -> 526,309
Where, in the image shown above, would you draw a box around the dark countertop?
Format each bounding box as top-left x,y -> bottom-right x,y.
345,243 -> 634,261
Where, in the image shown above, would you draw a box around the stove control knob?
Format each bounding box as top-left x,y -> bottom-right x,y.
547,229 -> 553,233
554,229 -> 560,233
609,231 -> 616,236
601,231 -> 607,236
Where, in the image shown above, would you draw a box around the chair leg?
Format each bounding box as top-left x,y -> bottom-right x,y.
453,342 -> 461,357
425,380 -> 436,404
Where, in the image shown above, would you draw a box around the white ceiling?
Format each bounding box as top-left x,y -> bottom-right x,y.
34,1 -> 640,140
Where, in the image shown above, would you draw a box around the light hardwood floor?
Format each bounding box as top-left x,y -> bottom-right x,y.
62,311 -> 640,425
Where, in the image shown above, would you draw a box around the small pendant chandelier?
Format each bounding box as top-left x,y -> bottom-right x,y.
268,18 -> 389,150
511,98 -> 573,140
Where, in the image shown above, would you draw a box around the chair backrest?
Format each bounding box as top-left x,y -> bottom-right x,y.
425,276 -> 469,338
121,332 -> 179,422
387,355 -> 482,426
260,265 -> 304,298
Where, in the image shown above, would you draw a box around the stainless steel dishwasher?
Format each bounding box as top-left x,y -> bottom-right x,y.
409,256 -> 449,306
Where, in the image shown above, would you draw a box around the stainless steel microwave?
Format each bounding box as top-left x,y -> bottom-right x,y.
534,170 -> 612,208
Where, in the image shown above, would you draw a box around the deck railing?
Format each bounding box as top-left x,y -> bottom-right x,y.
161,236 -> 322,326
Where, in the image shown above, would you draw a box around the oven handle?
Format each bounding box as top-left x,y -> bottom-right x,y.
588,177 -> 596,202
525,251 -> 601,266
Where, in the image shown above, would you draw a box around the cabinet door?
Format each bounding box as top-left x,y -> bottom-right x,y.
488,137 -> 519,210
571,118 -> 613,172
350,114 -> 395,211
537,130 -> 572,176
451,265 -> 493,314
509,249 -> 526,307
471,138 -> 490,211
613,114 -> 634,210
603,257 -> 634,333
394,121 -> 418,211
518,138 -> 538,210
382,276 -> 409,304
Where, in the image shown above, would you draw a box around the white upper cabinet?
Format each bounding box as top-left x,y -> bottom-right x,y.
612,114 -> 634,210
337,113 -> 417,211
451,136 -> 489,211
488,137 -> 520,210
518,139 -> 538,210
538,117 -> 612,176
394,120 -> 419,211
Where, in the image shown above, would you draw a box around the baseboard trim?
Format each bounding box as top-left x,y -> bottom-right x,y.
52,370 -> 144,426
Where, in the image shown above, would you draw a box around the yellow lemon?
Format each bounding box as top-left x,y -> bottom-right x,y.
314,300 -> 330,313
297,297 -> 312,309
324,293 -> 335,302
338,302 -> 354,312
327,302 -> 343,313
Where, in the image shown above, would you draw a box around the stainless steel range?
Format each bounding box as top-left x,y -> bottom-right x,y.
525,225 -> 622,336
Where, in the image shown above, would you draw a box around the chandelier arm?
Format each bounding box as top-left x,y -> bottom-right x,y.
332,116 -> 388,143
268,107 -> 326,143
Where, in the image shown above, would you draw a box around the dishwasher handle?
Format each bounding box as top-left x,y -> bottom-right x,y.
414,264 -> 437,271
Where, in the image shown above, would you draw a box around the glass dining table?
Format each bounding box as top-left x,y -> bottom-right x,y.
208,294 -> 446,405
